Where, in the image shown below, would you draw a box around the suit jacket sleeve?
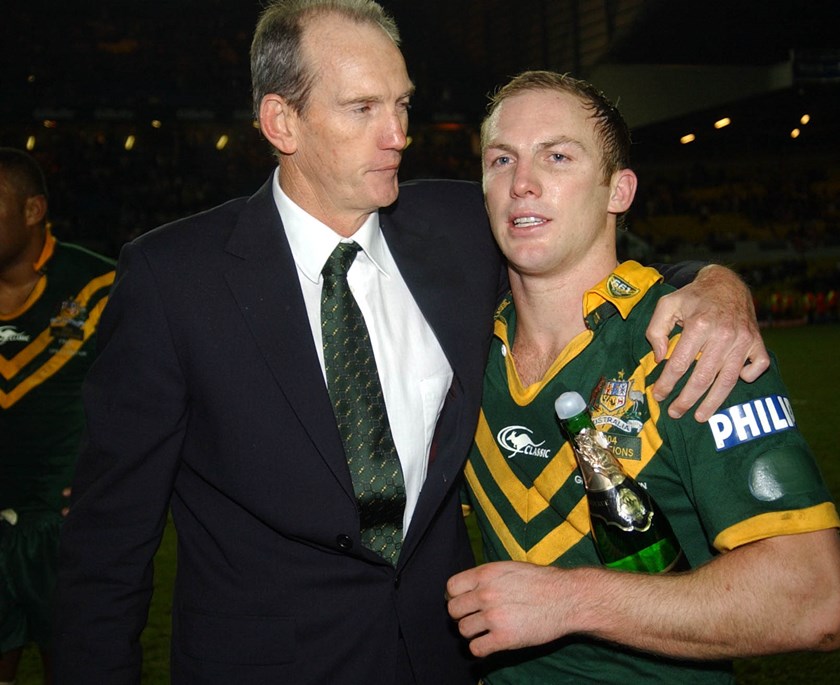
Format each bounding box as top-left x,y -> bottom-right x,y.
56,240 -> 186,683
651,260 -> 707,288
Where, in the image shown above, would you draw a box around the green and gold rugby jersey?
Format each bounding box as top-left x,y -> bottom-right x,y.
1,233 -> 114,515
465,261 -> 839,685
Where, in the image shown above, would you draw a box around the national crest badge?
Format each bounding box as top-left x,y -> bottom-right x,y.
599,378 -> 629,413
50,299 -> 87,341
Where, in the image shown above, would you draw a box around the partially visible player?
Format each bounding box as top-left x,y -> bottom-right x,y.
0,148 -> 115,685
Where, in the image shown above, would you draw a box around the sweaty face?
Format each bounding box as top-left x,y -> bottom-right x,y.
482,89 -> 618,281
281,15 -> 413,234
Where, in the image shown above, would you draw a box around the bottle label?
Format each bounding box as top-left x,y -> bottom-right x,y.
589,485 -> 654,533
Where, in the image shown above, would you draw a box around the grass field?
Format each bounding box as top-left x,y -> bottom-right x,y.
17,324 -> 840,684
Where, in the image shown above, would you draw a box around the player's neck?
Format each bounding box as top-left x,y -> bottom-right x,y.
507,257 -> 615,386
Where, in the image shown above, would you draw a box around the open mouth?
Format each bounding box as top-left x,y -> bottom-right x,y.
512,216 -> 548,228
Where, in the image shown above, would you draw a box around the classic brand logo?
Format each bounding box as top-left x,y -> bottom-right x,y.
496,425 -> 552,459
708,395 -> 796,451
0,326 -> 31,345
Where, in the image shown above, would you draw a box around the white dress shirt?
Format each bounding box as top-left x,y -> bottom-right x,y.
272,171 -> 453,533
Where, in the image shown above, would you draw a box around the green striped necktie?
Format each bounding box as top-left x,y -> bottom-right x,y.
321,242 -> 406,565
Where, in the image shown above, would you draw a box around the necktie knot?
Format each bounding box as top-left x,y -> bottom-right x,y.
323,242 -> 362,280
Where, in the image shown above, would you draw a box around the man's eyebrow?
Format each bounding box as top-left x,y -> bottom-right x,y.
538,136 -> 586,152
483,141 -> 515,154
339,86 -> 415,107
483,137 -> 587,155
339,94 -> 382,106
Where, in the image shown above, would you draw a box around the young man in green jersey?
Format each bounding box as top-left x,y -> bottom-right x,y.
0,148 -> 114,685
446,72 -> 840,684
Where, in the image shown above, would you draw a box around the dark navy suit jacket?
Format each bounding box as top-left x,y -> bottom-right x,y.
55,177 -> 504,684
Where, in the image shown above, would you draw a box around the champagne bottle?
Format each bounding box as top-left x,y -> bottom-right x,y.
554,391 -> 687,573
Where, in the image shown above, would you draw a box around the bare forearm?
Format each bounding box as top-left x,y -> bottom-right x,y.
563,531 -> 840,659
448,530 -> 840,660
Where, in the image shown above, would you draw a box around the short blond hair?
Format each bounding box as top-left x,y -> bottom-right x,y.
482,70 -> 631,183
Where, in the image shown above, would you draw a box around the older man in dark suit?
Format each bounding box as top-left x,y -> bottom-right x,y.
54,2 -> 768,684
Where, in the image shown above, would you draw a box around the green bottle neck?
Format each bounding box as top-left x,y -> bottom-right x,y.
561,409 -> 595,437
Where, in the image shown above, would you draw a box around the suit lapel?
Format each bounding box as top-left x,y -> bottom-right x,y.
223,178 -> 356,500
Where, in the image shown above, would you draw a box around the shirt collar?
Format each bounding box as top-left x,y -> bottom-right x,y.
33,227 -> 56,272
493,261 -> 663,341
581,260 -> 662,330
271,168 -> 390,284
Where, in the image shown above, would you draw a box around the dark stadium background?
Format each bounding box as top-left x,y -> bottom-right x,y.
2,1 -> 838,268
4,2 -> 840,682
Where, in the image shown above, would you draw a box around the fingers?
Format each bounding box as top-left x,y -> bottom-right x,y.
657,326 -> 770,421
447,590 -> 512,658
688,339 -> 771,421
446,564 -> 513,657
445,568 -> 478,606
651,320 -> 708,404
645,292 -> 679,364
661,319 -> 736,419
686,355 -> 746,423
460,623 -> 497,658
649,264 -> 770,421
446,588 -> 474,622
739,345 -> 771,382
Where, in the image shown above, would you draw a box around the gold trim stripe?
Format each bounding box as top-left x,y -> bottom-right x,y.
465,459 -> 527,561
0,272 -> 113,379
0,294 -> 109,408
470,410 -> 595,564
526,497 -> 590,566
714,502 -> 840,552
0,327 -> 54,379
0,277 -> 48,322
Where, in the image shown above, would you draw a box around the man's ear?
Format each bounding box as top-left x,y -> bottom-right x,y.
608,168 -> 637,214
259,94 -> 299,155
25,194 -> 47,227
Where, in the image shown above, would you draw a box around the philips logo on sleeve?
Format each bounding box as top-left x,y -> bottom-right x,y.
708,395 -> 796,451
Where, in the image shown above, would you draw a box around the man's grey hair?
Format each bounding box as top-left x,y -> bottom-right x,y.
250,0 -> 401,118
